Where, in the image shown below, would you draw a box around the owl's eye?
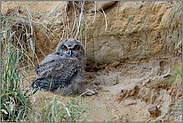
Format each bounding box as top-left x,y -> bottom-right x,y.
73,45 -> 78,50
63,45 -> 68,50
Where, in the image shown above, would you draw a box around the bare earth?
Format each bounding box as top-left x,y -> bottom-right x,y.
22,57 -> 182,122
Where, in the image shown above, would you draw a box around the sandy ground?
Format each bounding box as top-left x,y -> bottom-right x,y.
22,56 -> 182,122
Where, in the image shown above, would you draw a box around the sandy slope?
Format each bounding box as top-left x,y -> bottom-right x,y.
23,57 -> 182,122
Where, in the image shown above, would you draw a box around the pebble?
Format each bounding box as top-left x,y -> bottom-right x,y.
147,104 -> 160,117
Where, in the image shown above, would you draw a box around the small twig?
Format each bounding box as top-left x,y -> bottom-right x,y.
75,1 -> 85,39
92,1 -> 97,24
99,5 -> 108,31
57,101 -> 71,117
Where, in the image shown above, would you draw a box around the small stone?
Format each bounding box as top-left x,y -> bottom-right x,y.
147,104 -> 160,117
146,79 -> 150,83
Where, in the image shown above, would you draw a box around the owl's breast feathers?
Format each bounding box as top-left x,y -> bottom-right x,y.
31,57 -> 81,92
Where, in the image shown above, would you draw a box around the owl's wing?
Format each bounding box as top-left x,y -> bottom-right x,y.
35,54 -> 80,79
32,55 -> 81,92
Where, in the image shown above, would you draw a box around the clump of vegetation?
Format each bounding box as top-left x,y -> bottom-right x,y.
1,32 -> 37,121
1,3 -> 37,121
28,93 -> 103,122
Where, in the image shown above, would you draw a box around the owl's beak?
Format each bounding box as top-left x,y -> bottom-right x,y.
67,49 -> 73,56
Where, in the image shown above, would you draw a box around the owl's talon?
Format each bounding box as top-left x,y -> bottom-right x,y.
85,89 -> 98,96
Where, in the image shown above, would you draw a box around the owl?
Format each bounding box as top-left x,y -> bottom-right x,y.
31,38 -> 96,96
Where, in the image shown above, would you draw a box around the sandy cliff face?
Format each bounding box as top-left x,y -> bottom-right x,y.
84,1 -> 182,66
2,1 -> 181,66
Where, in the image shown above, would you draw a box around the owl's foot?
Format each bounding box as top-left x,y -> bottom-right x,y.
85,88 -> 98,96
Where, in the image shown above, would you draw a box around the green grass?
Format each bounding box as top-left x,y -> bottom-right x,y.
25,93 -> 104,122
1,32 -> 37,122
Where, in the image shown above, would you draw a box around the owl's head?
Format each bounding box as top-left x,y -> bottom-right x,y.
54,38 -> 85,59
